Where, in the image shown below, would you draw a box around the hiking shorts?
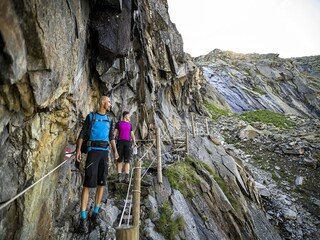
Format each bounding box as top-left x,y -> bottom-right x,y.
83,150 -> 109,188
116,140 -> 132,163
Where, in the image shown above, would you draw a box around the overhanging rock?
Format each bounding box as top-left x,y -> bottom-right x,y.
96,0 -> 123,11
91,0 -> 131,63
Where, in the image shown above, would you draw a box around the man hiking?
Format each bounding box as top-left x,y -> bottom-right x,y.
76,96 -> 119,233
114,111 -> 137,183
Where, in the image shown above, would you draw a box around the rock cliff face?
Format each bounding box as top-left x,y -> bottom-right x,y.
0,0 -> 204,239
195,49 -> 320,117
0,0 -> 317,240
1,0 -> 92,239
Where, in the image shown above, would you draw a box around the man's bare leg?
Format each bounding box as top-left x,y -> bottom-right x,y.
95,186 -> 104,206
81,186 -> 90,212
124,162 -> 130,174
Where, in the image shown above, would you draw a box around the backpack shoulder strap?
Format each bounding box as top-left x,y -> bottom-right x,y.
88,112 -> 96,139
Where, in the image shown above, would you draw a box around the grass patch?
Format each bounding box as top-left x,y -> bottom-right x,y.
314,152 -> 320,160
187,157 -> 243,215
157,202 -> 184,240
223,134 -> 238,145
200,211 -> 209,222
204,103 -> 230,120
164,159 -> 200,198
149,208 -> 156,220
253,87 -> 266,95
210,172 -> 242,215
167,156 -> 243,215
227,193 -> 242,215
271,172 -> 278,181
142,159 -> 153,168
238,110 -> 296,129
113,188 -> 127,202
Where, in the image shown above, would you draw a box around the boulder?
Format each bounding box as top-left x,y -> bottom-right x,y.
283,209 -> 297,220
281,147 -> 305,155
239,125 -> 260,140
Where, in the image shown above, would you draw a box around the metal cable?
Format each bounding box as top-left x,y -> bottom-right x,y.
118,144 -> 154,227
141,141 -> 186,180
0,152 -> 75,211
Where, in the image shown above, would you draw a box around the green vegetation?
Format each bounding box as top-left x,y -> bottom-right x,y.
204,103 -> 230,120
157,202 -> 184,240
185,157 -> 242,215
149,208 -> 155,220
253,87 -> 266,95
113,188 -> 127,202
210,173 -> 242,215
166,156 -> 242,215
238,109 -> 296,129
314,152 -> 320,161
222,133 -> 239,145
266,81 -> 277,93
200,212 -> 209,222
164,158 -> 200,198
142,159 -> 153,168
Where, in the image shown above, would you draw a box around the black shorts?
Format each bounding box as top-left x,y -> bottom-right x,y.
83,150 -> 109,188
116,140 -> 132,163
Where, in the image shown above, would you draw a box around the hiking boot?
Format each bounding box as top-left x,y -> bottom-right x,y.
118,173 -> 123,183
90,212 -> 102,226
124,174 -> 130,183
78,218 -> 89,234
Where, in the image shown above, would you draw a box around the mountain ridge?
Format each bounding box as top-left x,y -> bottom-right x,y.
194,48 -> 320,118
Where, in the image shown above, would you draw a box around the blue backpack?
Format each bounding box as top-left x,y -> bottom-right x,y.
81,112 -> 112,153
80,113 -> 96,154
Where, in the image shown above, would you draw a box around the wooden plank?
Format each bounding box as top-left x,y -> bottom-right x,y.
116,226 -> 138,240
174,148 -> 185,152
186,131 -> 189,155
191,113 -> 195,137
156,128 -> 162,184
133,160 -> 141,228
206,118 -> 209,135
172,137 -> 185,140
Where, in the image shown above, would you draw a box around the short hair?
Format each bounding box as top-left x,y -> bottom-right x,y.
122,111 -> 130,118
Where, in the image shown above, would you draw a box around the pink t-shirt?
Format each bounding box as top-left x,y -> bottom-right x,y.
115,121 -> 132,141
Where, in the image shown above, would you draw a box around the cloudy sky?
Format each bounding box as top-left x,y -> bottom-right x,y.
167,0 -> 320,58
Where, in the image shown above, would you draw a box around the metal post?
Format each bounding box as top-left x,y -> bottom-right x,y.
185,131 -> 189,156
206,118 -> 209,135
156,128 -> 162,184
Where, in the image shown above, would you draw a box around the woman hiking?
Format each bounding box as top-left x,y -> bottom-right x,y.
113,111 -> 137,183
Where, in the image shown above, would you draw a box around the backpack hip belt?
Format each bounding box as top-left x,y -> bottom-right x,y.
86,141 -> 109,148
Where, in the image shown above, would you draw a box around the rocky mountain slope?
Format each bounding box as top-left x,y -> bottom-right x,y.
195,49 -> 320,118
194,50 -> 320,239
213,115 -> 319,240
0,0 -> 319,239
